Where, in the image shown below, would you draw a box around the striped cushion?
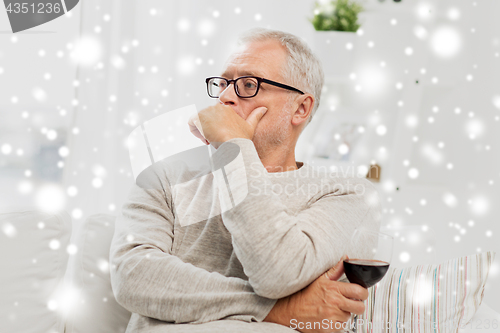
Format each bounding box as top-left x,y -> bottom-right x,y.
356,251 -> 495,333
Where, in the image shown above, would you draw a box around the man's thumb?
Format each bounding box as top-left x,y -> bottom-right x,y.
324,255 -> 347,281
246,107 -> 268,128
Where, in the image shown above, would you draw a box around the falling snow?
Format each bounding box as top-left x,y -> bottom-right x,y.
0,1 -> 499,318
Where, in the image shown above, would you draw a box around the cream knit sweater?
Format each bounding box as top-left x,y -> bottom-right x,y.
110,138 -> 381,332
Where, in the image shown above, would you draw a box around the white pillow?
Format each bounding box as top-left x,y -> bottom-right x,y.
357,251 -> 496,333
64,214 -> 131,333
0,210 -> 72,333
458,302 -> 500,333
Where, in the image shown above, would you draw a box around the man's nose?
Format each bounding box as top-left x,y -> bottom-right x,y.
218,83 -> 238,105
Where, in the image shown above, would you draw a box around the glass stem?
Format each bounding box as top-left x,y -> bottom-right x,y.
345,313 -> 357,333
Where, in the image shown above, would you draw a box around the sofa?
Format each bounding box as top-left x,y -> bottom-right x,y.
1,209 -> 499,333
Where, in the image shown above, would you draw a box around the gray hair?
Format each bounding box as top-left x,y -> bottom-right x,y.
236,28 -> 324,126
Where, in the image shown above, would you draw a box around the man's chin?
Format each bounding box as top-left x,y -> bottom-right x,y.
252,135 -> 281,157
250,135 -> 266,156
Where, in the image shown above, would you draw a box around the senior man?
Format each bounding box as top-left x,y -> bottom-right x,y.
110,27 -> 381,333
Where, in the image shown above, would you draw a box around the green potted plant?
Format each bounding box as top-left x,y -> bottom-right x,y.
310,0 -> 365,77
311,0 -> 364,32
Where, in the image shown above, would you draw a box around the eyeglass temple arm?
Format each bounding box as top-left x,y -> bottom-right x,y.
260,78 -> 304,95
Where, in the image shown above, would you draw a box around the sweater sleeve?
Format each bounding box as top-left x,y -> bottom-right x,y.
212,138 -> 382,299
109,163 -> 276,324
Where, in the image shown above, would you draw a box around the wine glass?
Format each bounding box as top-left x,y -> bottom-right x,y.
343,228 -> 394,333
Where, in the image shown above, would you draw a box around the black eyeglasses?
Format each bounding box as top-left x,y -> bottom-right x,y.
205,76 -> 305,99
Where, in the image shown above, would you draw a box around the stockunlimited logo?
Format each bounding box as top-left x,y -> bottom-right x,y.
3,0 -> 79,33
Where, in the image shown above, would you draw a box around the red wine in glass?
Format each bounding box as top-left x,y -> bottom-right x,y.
343,259 -> 390,288
342,227 -> 393,333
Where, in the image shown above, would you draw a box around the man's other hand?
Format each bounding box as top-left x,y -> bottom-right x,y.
264,256 -> 368,333
188,104 -> 267,148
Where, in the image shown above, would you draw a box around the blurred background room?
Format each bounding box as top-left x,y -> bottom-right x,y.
1,0 -> 499,311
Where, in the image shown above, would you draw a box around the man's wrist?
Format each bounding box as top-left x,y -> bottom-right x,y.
221,134 -> 251,142
263,296 -> 292,326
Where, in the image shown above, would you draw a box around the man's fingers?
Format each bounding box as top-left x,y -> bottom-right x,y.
188,114 -> 207,143
329,309 -> 352,326
338,297 -> 366,316
339,283 -> 369,302
324,256 -> 346,281
340,309 -> 353,323
245,106 -> 267,130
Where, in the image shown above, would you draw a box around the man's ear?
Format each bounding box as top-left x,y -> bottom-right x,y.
291,94 -> 314,127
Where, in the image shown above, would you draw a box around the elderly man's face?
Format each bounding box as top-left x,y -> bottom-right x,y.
219,40 -> 295,151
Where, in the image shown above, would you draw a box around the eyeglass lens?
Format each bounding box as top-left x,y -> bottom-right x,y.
208,77 -> 258,98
